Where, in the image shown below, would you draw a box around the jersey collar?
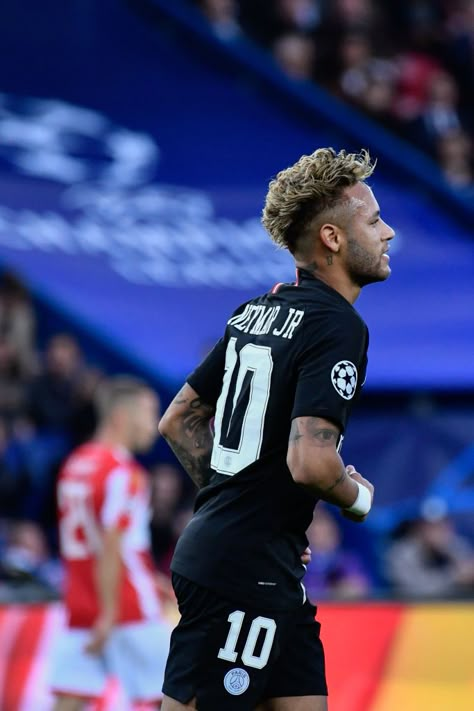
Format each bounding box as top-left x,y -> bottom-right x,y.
295,268 -> 353,307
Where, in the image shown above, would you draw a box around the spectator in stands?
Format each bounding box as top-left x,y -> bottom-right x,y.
0,520 -> 61,593
407,70 -> 467,155
27,333 -> 83,435
337,31 -> 398,124
198,0 -> 242,41
0,336 -> 28,422
384,498 -> 474,599
24,334 -> 94,528
304,504 -> 372,600
69,366 -> 103,445
444,0 -> 474,102
392,51 -> 441,122
150,463 -> 185,573
0,272 -> 36,377
0,275 -> 35,422
0,418 -> 29,520
276,0 -> 321,33
437,128 -> 474,190
328,0 -> 376,33
232,0 -> 473,188
273,32 -> 317,80
238,0 -> 321,48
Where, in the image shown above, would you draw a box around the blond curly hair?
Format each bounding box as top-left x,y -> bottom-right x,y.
262,148 -> 375,253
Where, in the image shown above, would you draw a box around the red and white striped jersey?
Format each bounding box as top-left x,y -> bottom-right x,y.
57,442 -> 161,628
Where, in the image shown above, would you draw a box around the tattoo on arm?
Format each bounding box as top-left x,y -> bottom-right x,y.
288,417 -> 347,492
288,417 -> 355,501
163,388 -> 215,488
323,468 -> 347,493
305,420 -> 339,446
289,418 -> 339,448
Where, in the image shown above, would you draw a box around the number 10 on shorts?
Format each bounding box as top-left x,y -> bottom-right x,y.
218,611 -> 276,670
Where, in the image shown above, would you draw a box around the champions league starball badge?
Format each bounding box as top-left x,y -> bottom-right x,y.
331,360 -> 358,400
224,668 -> 250,696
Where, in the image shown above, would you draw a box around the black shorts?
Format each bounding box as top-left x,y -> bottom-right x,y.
163,573 -> 327,710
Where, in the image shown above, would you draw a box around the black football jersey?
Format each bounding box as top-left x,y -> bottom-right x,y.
171,269 -> 369,610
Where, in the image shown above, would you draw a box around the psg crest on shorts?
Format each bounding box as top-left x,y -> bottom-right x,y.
331,361 -> 358,400
224,668 -> 250,695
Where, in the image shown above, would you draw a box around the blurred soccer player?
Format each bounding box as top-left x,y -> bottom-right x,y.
50,376 -> 170,711
159,148 -> 395,711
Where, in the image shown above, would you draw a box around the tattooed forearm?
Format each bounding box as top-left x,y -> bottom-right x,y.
322,468 -> 347,493
287,416 -> 359,507
306,424 -> 338,447
161,389 -> 215,488
164,437 -> 213,489
289,417 -> 339,448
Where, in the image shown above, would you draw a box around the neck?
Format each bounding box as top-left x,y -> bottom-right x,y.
94,425 -> 131,452
296,260 -> 361,304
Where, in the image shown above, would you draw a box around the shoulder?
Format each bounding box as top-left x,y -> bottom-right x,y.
62,443 -> 125,484
301,301 -> 367,343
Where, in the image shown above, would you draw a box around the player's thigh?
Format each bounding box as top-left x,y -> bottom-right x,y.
257,695 -> 327,711
164,574 -> 284,709
107,618 -> 172,702
261,601 -> 328,704
52,697 -> 87,711
161,695 -> 197,710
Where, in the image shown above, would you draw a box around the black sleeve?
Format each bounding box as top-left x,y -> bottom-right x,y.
186,337 -> 227,407
186,299 -> 253,406
291,308 -> 368,432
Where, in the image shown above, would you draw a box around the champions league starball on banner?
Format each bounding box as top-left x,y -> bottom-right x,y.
0,93 -> 290,290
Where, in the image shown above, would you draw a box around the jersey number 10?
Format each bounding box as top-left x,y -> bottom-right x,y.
211,338 -> 273,476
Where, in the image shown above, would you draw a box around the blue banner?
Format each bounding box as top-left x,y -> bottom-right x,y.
0,1 -> 472,391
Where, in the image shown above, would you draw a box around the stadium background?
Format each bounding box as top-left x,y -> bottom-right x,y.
0,0 -> 473,709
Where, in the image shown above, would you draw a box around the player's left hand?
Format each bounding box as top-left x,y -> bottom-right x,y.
85,615 -> 114,655
301,547 -> 312,566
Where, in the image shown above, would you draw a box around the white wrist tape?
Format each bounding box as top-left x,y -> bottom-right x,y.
344,481 -> 372,516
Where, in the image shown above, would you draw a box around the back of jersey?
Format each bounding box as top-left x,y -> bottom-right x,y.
211,294 -> 303,478
172,270 -> 368,610
58,442 -> 160,627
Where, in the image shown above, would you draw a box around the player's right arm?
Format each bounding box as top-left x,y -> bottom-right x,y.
86,464 -> 132,653
86,525 -> 123,654
159,336 -> 227,488
287,416 -> 373,519
158,382 -> 215,489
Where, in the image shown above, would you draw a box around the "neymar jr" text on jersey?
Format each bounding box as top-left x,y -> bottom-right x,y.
228,304 -> 304,340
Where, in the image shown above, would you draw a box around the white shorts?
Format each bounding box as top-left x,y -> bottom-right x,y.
49,618 -> 172,703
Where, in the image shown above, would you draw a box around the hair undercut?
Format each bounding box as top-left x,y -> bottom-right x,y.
262,148 -> 375,254
95,375 -> 150,421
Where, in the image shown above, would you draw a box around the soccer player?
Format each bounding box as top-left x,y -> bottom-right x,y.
50,376 -> 171,710
159,148 -> 395,711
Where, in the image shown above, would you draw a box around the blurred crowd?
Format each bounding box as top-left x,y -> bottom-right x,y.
0,271 -> 194,603
0,270 -> 473,603
196,0 -> 474,193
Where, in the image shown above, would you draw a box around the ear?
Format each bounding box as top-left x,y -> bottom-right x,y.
319,223 -> 343,254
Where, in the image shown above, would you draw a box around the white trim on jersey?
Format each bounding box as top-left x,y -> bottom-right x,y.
101,467 -> 131,529
122,549 -> 161,619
